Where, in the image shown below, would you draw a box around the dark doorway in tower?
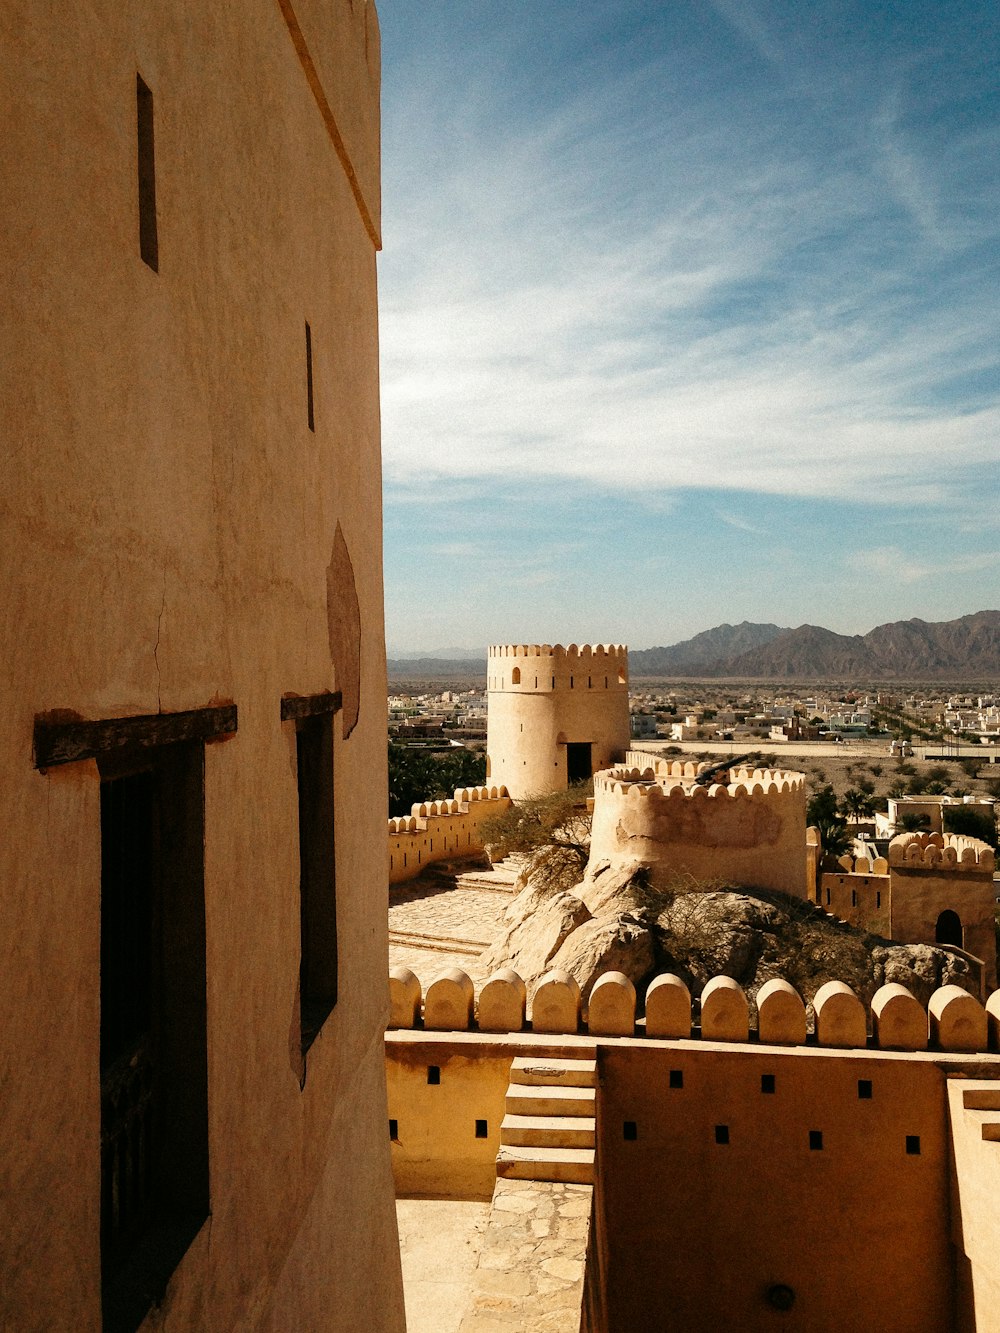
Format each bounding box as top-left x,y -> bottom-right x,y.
935,909 -> 963,947
567,742 -> 593,784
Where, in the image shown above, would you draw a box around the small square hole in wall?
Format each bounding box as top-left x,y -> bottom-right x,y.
475,1120 -> 488,1139
809,1130 -> 823,1151
623,1121 -> 637,1141
715,1124 -> 729,1145
427,1066 -> 440,1085
906,1135 -> 921,1155
761,1074 -> 776,1094
389,1119 -> 398,1140
669,1069 -> 684,1089
858,1079 -> 873,1100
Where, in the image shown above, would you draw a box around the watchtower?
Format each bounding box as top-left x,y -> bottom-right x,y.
486,643 -> 630,799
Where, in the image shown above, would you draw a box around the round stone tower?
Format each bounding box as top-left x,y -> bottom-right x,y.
486,643 -> 630,800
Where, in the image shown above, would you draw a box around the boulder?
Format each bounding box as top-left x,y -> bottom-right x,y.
480,882 -> 591,981
548,912 -> 657,1001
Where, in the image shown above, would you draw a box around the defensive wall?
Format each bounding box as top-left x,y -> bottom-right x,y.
487,644 -> 630,799
388,784 -> 511,886
818,832 -> 997,990
591,758 -> 807,896
386,964 -> 1000,1332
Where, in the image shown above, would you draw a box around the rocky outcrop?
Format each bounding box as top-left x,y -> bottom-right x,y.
480,882 -> 591,984
481,865 -> 980,1008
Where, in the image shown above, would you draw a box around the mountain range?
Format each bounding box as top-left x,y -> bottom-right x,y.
629,611 -> 1000,679
388,611 -> 1000,681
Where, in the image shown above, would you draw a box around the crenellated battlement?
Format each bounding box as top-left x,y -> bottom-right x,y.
388,964 -> 1000,1054
489,642 -> 627,663
388,785 -> 511,885
596,761 -> 805,801
587,759 -> 808,896
888,831 -> 995,873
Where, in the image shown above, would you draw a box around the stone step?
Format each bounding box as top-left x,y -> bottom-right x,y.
505,1084 -> 596,1118
963,1087 -> 1000,1111
496,1145 -> 595,1185
509,1056 -> 597,1088
500,1113 -> 596,1150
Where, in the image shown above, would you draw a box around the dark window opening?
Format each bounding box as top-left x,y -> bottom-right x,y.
851,889 -> 857,907
475,1119 -> 488,1139
427,1066 -> 440,1085
305,322 -> 315,431
100,743 -> 208,1333
825,887 -> 831,905
389,1119 -> 398,1141
669,1069 -> 684,1089
906,1135 -> 921,1155
566,742 -> 592,784
623,1121 -> 637,1141
761,1074 -> 776,1094
935,909 -> 962,948
715,1124 -> 729,1145
296,712 -> 337,1056
136,75 -> 158,271
858,1080 -> 873,1100
809,1130 -> 823,1150
876,891 -> 881,909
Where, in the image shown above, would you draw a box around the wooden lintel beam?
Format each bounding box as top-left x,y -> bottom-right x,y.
280,691 -> 343,723
33,705 -> 238,770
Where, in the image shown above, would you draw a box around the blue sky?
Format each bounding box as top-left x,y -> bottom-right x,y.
376,1 -> 1000,654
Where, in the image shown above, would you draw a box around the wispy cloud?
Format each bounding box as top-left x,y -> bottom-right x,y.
379,11 -> 1000,513
847,546 -> 1000,584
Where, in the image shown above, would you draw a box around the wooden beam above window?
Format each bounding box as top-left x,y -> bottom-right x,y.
33,705 -> 238,770
280,691 -> 342,724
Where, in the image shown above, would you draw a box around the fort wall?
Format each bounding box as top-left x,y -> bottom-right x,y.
818,833 -> 997,990
589,760 -> 807,896
487,644 -> 630,798
386,1011 -> 1000,1332
388,785 -> 511,886
1,4 -> 403,1328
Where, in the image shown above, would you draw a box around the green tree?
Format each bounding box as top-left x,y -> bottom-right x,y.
841,788 -> 875,822
943,805 -> 998,849
387,743 -> 486,818
807,785 -> 852,864
894,812 -> 931,834
479,784 -> 592,895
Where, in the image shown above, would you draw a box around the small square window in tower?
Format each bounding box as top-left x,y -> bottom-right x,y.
566,741 -> 592,784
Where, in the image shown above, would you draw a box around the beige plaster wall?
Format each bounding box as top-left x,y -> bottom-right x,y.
386,1040 -> 514,1200
820,870 -> 892,934
889,868 -> 997,989
0,3 -> 403,1329
588,765 -> 807,896
948,1080 -> 1000,1333
487,645 -> 630,799
597,1043 -> 954,1333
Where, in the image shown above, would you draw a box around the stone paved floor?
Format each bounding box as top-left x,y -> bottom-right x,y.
458,1179 -> 593,1332
389,863 -> 517,986
396,1198 -> 491,1333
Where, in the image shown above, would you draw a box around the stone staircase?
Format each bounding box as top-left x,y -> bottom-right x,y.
496,1055 -> 597,1185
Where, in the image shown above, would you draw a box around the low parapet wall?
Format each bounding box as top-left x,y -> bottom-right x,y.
589,760 -> 807,896
389,965 -> 1000,1055
388,785 -> 511,886
888,831 -> 995,872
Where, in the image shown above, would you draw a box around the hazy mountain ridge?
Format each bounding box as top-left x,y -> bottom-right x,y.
387,612 -> 1000,681
629,622 -> 787,675
660,611 -> 1000,679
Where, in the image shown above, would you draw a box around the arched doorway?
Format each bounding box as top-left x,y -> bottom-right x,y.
935,909 -> 963,948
